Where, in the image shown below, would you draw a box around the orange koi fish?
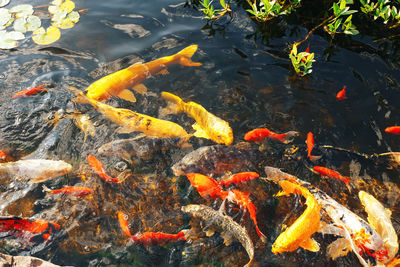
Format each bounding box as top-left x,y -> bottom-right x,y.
336,86 -> 346,100
86,45 -> 202,103
117,211 -> 133,237
43,185 -> 93,197
12,85 -> 48,98
385,126 -> 400,135
306,132 -> 321,161
87,155 -> 119,183
313,166 -> 351,186
0,150 -> 6,161
217,172 -> 259,187
186,173 -> 228,200
227,189 -> 267,242
0,216 -> 61,242
244,128 -> 299,144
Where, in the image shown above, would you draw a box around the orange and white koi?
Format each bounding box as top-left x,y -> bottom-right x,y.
385,126 -> 400,135
217,172 -> 259,187
12,85 -> 48,99
43,185 -> 93,197
336,86 -> 346,101
272,180 -> 321,253
86,45 -> 202,103
306,132 -> 321,161
244,128 -> 299,144
313,166 -> 351,188
186,173 -> 228,200
87,155 -> 119,183
161,92 -> 233,145
71,87 -> 190,139
0,216 -> 61,242
227,189 -> 267,242
0,159 -> 72,183
117,211 -> 133,237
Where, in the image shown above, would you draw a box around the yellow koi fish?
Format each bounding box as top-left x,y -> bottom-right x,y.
161,92 -> 233,145
86,45 -> 202,103
272,180 -> 321,254
71,87 -> 190,139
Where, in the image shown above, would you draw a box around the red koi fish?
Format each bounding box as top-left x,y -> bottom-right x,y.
87,155 -> 119,183
186,173 -> 228,200
117,211 -> 133,237
306,132 -> 321,161
313,166 -> 351,187
0,150 -> 6,161
43,185 -> 93,197
244,128 -> 299,144
385,126 -> 400,135
336,86 -> 346,101
217,172 -> 259,187
12,85 -> 48,99
227,189 -> 267,242
0,216 -> 61,242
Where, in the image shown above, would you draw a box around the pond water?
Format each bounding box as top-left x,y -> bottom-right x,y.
0,0 -> 400,266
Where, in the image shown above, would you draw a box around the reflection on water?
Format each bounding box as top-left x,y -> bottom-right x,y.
0,0 -> 399,266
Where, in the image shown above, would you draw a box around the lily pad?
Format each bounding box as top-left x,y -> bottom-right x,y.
52,11 -> 79,29
0,0 -> 9,8
0,30 -> 24,49
49,0 -> 75,14
32,26 -> 60,45
9,4 -> 33,19
13,15 -> 41,33
0,8 -> 11,29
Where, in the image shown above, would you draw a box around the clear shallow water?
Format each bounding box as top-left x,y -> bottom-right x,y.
0,0 -> 399,266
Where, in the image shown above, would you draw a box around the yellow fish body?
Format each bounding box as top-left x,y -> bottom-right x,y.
161,92 -> 233,146
71,87 -> 189,139
86,45 -> 202,102
272,180 -> 321,254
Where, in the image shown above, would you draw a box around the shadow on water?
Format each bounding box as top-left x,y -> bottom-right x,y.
0,0 -> 399,266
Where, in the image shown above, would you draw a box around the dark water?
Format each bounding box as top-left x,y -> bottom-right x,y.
0,0 -> 400,266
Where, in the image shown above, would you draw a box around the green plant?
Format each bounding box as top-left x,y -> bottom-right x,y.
289,43 -> 315,76
199,0 -> 232,20
360,0 -> 400,27
324,0 -> 359,35
246,0 -> 301,22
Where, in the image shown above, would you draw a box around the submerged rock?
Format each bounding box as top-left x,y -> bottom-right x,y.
0,252 -> 60,266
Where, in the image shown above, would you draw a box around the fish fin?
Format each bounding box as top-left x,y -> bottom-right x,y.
192,123 -> 211,140
326,238 -> 351,260
132,84 -> 147,94
127,61 -> 144,71
161,92 -> 184,113
274,190 -> 290,197
205,229 -> 215,237
299,238 -> 320,252
116,170 -> 131,183
156,68 -> 169,75
117,89 -> 136,103
175,45 -> 202,67
116,126 -> 135,134
309,155 -> 322,161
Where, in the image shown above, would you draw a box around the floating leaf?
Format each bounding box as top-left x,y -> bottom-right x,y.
60,0 -> 75,13
51,9 -> 67,21
0,0 -> 9,8
0,30 -> 24,49
0,8 -> 11,29
13,15 -> 41,33
9,4 -> 33,19
53,10 -> 79,29
49,0 -> 75,14
32,26 -> 60,45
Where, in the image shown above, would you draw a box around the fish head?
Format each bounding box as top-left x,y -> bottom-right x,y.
211,120 -> 233,146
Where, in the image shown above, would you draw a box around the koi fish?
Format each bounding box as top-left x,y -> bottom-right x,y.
161,92 -> 233,146
86,45 -> 202,103
12,85 -> 48,99
359,191 -> 397,263
306,132 -> 321,161
117,211 -> 133,237
0,150 -> 7,161
264,166 -> 388,267
244,128 -> 299,144
181,204 -> 254,267
272,180 -> 321,253
171,144 -> 261,177
98,135 -> 189,161
217,172 -> 259,187
227,189 -> 267,242
313,166 -> 351,188
86,155 -> 119,183
43,185 -> 93,197
71,87 -> 190,139
336,86 -> 346,100
186,173 -> 228,200
0,216 -> 61,242
72,113 -> 96,142
0,159 -> 72,183
385,126 -> 400,135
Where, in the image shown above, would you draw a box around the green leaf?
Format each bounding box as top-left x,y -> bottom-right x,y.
333,2 -> 339,16
9,4 -> 33,19
339,0 -> 346,10
0,8 -> 11,29
220,0 -> 226,8
0,30 -> 24,49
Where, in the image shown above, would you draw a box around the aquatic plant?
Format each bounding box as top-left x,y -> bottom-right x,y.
0,0 -> 82,49
199,0 -> 232,20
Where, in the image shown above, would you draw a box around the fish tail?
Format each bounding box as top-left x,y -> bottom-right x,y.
278,131 -> 299,144
161,91 -> 185,113
174,45 -> 202,67
309,155 -> 322,161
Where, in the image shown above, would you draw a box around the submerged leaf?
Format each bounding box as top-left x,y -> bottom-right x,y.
0,30 -> 24,49
32,26 -> 60,45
